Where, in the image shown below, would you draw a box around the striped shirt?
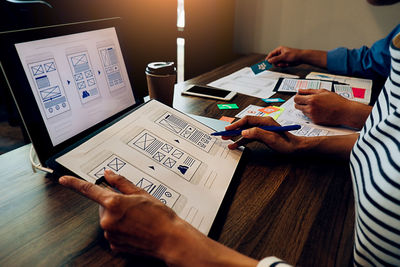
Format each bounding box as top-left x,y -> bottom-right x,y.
349,33 -> 400,266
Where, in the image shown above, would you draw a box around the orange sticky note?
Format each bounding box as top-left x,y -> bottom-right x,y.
258,106 -> 280,114
219,116 -> 235,123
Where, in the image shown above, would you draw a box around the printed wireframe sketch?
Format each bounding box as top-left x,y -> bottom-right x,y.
89,154 -> 181,209
98,45 -> 125,92
15,27 -> 136,147
67,51 -> 100,104
128,130 -> 202,181
28,58 -> 71,119
155,112 -> 216,152
56,100 -> 243,235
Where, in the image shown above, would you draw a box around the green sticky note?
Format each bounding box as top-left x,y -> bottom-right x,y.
217,103 -> 239,110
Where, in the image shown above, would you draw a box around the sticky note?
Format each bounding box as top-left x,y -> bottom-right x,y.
219,116 -> 235,123
352,87 -> 366,98
235,104 -> 265,118
258,106 -> 280,114
262,98 -> 285,103
217,103 -> 239,110
263,107 -> 285,120
251,60 -> 273,74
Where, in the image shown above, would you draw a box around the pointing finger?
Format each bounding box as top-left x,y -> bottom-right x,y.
104,170 -> 141,195
59,176 -> 116,206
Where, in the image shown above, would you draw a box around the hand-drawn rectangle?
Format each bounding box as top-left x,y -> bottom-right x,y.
35,75 -> 50,89
31,64 -> 44,76
44,62 -> 56,72
128,130 -> 201,181
88,154 -> 181,209
40,86 -> 61,101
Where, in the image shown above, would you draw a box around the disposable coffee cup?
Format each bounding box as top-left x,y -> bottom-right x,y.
145,62 -> 176,107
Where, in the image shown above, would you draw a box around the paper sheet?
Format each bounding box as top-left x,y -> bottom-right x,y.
276,97 -> 356,136
208,67 -> 298,99
306,72 -> 372,104
275,78 -> 334,93
56,100 -> 243,235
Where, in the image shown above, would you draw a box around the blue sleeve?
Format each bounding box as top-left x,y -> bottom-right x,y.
327,24 -> 400,79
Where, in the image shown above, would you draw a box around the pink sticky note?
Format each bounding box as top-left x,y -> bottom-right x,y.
219,116 -> 235,123
352,87 -> 366,98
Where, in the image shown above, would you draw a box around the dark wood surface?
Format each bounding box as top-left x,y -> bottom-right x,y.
0,54 -> 355,266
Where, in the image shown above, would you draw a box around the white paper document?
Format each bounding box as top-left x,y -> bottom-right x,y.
276,97 -> 356,136
56,100 -> 243,235
306,72 -> 372,104
277,79 -> 321,92
207,67 -> 298,99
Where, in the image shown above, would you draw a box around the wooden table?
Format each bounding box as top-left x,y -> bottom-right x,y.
0,54 -> 355,266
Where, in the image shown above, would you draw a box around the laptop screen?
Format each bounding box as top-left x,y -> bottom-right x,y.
15,27 -> 136,146
0,18 -> 141,165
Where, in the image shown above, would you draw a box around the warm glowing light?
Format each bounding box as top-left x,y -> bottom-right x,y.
177,0 -> 185,29
177,37 -> 185,82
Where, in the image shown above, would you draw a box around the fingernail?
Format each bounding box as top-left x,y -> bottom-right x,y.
104,169 -> 116,176
242,130 -> 249,136
59,176 -> 66,184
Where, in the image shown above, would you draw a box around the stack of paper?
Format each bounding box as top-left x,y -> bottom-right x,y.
207,67 -> 298,99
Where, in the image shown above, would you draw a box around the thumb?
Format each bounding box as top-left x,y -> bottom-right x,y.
268,54 -> 286,65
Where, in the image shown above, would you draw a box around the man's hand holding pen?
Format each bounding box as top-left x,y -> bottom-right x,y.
219,116 -> 305,154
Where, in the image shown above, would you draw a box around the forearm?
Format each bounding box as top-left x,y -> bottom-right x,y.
299,50 -> 327,69
161,218 -> 258,267
296,133 -> 359,160
341,101 -> 372,129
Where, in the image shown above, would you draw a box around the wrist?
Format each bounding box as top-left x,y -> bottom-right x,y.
293,136 -> 311,153
298,49 -> 310,63
299,49 -> 327,68
341,101 -> 371,129
159,217 -> 258,267
294,135 -> 323,154
158,217 -> 192,266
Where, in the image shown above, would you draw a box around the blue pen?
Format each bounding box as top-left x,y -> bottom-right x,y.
211,125 -> 301,136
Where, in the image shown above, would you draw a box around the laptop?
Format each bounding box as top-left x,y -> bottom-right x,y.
0,18 -> 244,237
0,17 -> 142,167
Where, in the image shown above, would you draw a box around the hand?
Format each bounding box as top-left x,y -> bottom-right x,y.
59,170 -> 179,257
222,116 -> 304,153
266,46 -> 304,67
59,170 -> 260,267
294,89 -> 352,126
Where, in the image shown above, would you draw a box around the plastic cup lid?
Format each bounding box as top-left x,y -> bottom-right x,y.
146,62 -> 176,75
